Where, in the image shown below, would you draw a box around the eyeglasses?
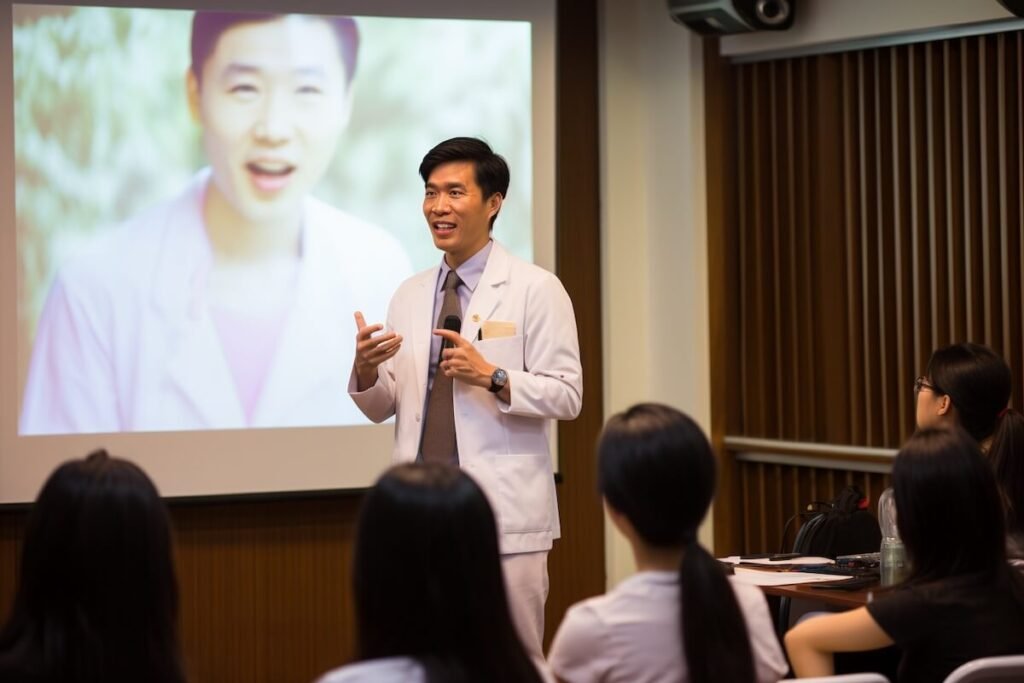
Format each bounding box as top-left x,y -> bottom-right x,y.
914,376 -> 943,395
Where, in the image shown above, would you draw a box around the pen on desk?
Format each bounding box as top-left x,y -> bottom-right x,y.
767,553 -> 803,562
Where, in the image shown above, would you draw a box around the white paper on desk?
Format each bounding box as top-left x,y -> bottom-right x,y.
730,567 -> 855,587
720,556 -> 835,566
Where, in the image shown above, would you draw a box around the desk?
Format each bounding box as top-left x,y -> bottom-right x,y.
760,579 -> 881,609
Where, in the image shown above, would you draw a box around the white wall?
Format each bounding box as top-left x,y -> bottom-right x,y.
599,0 -> 710,588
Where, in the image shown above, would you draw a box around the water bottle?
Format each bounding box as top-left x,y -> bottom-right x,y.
880,536 -> 909,585
878,488 -> 909,585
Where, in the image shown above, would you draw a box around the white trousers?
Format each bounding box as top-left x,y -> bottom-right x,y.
501,550 -> 550,659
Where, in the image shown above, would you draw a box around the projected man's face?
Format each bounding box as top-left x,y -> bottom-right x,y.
188,16 -> 351,228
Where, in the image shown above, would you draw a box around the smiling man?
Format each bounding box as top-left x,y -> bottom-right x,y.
20,12 -> 411,434
349,137 -> 583,657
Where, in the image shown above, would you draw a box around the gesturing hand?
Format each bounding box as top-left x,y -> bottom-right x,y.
353,311 -> 402,391
434,328 -> 495,389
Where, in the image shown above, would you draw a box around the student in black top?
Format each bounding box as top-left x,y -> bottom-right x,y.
915,343 -> 1024,547
785,427 -> 1024,682
0,450 -> 187,683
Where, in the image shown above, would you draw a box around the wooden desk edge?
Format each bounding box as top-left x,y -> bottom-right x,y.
760,581 -> 880,609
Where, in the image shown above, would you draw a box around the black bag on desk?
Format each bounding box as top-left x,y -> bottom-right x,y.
775,485 -> 882,635
790,485 -> 881,560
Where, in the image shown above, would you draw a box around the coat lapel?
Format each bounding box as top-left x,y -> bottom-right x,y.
251,214 -> 351,425
462,241 -> 510,343
411,269 -> 439,397
153,171 -> 245,427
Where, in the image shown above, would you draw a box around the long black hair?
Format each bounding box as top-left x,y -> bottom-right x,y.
0,450 -> 186,683
925,343 -> 1024,535
352,463 -> 541,683
598,403 -> 755,683
893,428 -> 1009,583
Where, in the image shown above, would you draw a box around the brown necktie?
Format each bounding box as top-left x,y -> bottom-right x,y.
420,270 -> 462,464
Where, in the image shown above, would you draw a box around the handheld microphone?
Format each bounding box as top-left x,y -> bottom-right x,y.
438,314 -> 462,364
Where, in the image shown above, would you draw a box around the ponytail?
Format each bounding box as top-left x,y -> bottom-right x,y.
990,408 -> 1024,537
679,538 -> 755,683
597,404 -> 755,682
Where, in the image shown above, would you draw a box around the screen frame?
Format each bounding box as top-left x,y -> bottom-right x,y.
0,0 -> 556,504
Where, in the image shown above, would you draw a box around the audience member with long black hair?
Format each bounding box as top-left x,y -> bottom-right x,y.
315,463 -> 549,683
547,403 -> 787,683
915,343 -> 1024,549
0,449 -> 187,683
785,427 -> 1024,682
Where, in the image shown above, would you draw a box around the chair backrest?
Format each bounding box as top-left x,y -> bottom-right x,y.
944,655 -> 1024,682
780,674 -> 889,682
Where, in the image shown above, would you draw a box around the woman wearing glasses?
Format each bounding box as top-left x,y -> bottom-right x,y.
914,343 -> 1024,550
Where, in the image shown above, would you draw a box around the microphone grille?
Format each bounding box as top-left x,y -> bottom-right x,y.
443,314 -> 461,332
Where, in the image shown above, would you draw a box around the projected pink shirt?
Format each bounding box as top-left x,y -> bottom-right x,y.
210,295 -> 294,426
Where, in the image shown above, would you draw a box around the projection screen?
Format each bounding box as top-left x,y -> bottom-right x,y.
0,0 -> 556,503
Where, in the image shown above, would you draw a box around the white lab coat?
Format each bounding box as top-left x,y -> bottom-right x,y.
20,170 -> 412,434
349,241 -> 583,554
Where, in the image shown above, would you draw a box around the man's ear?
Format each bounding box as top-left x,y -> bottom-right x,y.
186,68 -> 201,123
487,192 -> 504,221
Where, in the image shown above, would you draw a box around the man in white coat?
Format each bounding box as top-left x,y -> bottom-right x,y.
20,12 -> 411,434
350,137 -> 583,657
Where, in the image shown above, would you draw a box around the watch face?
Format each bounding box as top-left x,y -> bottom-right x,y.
491,368 -> 508,391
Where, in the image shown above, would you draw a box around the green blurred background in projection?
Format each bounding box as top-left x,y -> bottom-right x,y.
13,5 -> 532,380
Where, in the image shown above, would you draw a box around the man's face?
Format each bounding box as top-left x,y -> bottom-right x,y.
189,16 -> 350,226
423,161 -> 501,268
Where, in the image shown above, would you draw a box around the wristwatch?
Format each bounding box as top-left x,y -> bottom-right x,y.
489,367 -> 508,393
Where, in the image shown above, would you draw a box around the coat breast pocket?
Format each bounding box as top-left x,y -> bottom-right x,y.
473,334 -> 524,371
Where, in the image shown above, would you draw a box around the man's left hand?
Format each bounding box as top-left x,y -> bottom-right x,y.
434,328 -> 494,389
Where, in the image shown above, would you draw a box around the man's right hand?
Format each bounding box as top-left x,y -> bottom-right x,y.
353,311 -> 402,391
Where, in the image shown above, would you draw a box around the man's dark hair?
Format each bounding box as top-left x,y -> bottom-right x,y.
419,137 -> 510,228
190,11 -> 359,85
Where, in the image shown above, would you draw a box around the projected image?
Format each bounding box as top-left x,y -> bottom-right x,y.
13,6 -> 532,435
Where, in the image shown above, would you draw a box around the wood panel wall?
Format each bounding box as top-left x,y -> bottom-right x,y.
0,0 -> 605,680
707,30 -> 1024,554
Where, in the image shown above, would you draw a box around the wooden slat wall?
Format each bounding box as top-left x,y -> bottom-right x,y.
707,31 -> 1024,554
0,0 -> 605,680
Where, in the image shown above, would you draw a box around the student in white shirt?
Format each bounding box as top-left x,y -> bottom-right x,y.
548,403 -> 788,683
314,463 -> 551,683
